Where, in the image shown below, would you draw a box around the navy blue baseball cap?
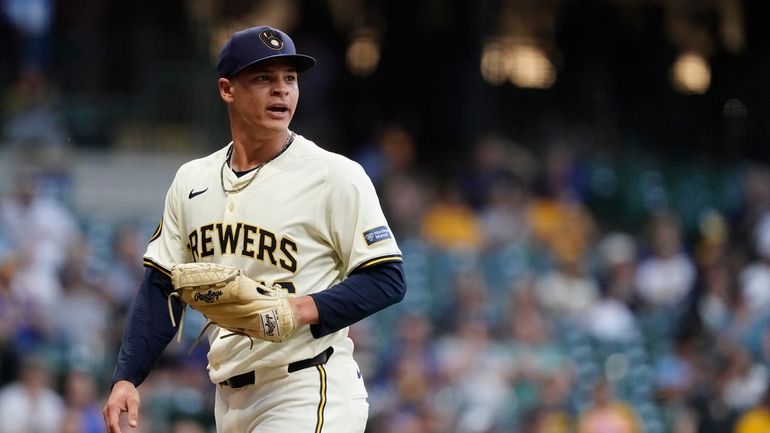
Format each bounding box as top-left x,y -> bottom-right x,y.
217,26 -> 316,78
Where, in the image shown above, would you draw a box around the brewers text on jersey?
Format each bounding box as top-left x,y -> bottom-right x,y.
186,222 -> 298,272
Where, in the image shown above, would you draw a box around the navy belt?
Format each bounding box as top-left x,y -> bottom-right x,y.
220,347 -> 334,388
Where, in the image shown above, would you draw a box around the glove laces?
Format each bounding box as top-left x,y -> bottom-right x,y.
167,292 -> 256,353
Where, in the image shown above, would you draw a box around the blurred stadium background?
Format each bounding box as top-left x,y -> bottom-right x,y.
2,0 -> 770,432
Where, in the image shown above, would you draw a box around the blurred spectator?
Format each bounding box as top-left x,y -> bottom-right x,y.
371,311 -> 438,386
368,311 -> 440,427
576,378 -> 642,433
721,345 -> 768,412
478,175 -> 531,251
732,164 -> 770,258
584,287 -> 639,345
140,359 -> 214,432
2,69 -> 69,155
527,165 -> 598,266
502,284 -> 573,426
594,232 -> 638,295
720,278 -> 760,357
533,256 -> 600,324
519,404 -> 572,433
756,318 -> 770,366
60,408 -> 86,433
634,211 -> 696,360
734,386 -> 770,433
459,134 -> 519,210
695,209 -> 730,269
435,317 -> 510,433
585,232 -> 640,343
696,262 -> 737,336
358,124 -> 429,241
379,172 -> 430,240
527,196 -> 597,266
373,408 -> 439,433
355,123 -> 418,187
0,0 -> 54,73
0,256 -> 54,355
688,368 -> 739,433
170,417 -> 208,433
52,241 -> 111,373
421,181 -> 484,251
635,211 -> 696,309
737,212 -> 770,319
0,354 -> 64,433
436,270 -> 494,332
653,330 -> 699,408
60,369 -> 102,433
103,224 -> 146,310
0,255 -> 21,385
534,142 -> 591,203
0,171 -> 79,314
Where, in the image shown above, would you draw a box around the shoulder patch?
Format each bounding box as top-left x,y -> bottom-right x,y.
363,226 -> 392,245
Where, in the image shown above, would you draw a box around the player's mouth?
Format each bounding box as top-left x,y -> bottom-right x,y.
267,104 -> 290,118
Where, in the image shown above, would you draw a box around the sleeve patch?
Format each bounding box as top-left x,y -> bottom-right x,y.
363,226 -> 392,245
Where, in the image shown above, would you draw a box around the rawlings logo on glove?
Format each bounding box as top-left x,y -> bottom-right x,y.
194,289 -> 223,303
168,263 -> 296,347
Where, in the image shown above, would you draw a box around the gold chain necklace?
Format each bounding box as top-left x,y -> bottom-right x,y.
220,131 -> 295,194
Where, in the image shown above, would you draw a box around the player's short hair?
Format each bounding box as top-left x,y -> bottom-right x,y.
218,26 -> 316,78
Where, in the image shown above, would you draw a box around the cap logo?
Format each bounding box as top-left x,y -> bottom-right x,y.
259,29 -> 284,50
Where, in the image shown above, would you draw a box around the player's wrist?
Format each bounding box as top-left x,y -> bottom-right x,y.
288,296 -> 320,326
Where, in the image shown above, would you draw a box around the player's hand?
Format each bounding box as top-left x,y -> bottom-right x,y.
102,380 -> 141,433
171,262 -> 296,342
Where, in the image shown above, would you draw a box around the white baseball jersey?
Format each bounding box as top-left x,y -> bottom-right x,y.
143,133 -> 401,383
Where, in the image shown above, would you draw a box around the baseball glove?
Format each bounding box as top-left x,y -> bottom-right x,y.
168,263 -> 296,346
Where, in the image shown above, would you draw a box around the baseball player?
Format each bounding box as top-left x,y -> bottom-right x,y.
102,25 -> 406,433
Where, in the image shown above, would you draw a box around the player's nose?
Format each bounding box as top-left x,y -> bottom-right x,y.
270,80 -> 291,96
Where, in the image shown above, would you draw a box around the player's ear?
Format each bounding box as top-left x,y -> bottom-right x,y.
219,78 -> 234,102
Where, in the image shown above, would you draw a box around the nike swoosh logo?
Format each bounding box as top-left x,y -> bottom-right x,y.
188,188 -> 208,199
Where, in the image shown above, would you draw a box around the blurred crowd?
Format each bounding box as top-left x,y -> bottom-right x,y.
2,2 -> 770,432
2,120 -> 770,433
354,126 -> 770,433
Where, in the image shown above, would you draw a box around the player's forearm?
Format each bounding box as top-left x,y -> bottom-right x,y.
308,261 -> 406,337
112,267 -> 181,386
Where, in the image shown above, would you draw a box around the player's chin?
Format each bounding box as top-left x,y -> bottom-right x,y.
263,116 -> 292,131
256,113 -> 286,126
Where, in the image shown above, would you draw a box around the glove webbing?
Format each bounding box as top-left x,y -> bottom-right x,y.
166,293 -> 256,354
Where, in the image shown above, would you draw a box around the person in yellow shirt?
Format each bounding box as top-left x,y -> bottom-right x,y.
421,183 -> 483,250
735,387 -> 770,433
577,379 -> 643,433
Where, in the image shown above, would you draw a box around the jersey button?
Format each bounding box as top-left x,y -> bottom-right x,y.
212,363 -> 220,370
228,202 -> 235,212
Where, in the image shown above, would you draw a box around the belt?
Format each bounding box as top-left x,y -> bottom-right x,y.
220,347 -> 334,389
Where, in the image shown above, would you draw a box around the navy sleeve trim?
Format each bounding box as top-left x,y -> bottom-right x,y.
350,254 -> 402,275
143,257 -> 171,278
309,261 -> 406,338
111,267 -> 183,387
